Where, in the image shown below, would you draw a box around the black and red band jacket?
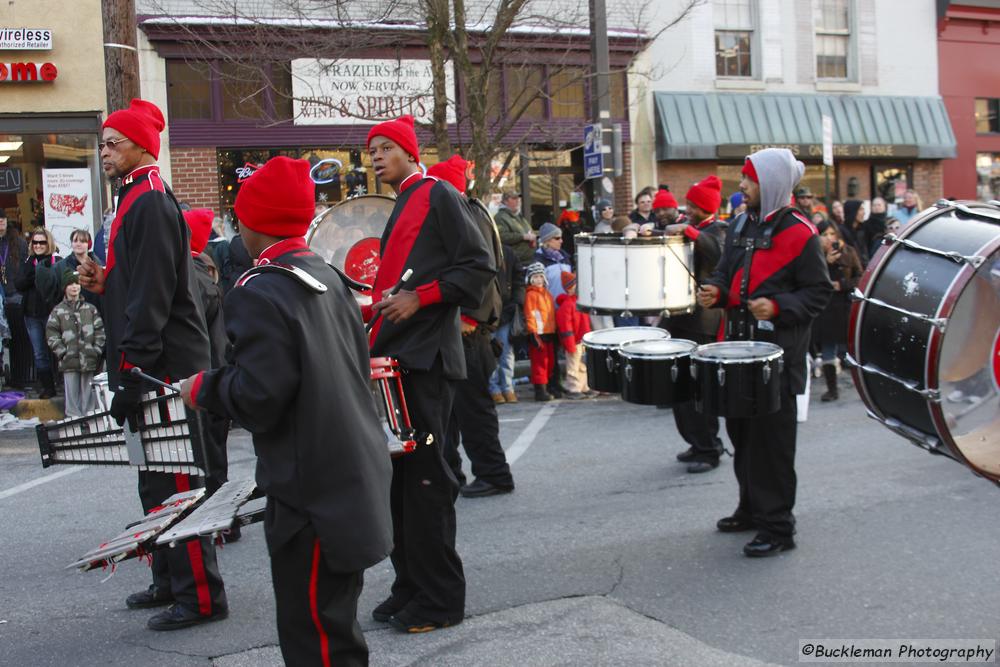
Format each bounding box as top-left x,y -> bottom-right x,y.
666,215 -> 728,342
103,165 -> 210,386
704,206 -> 832,394
365,174 -> 494,379
193,238 -> 393,572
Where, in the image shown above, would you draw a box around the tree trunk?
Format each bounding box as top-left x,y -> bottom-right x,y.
424,0 -> 453,159
102,0 -> 141,113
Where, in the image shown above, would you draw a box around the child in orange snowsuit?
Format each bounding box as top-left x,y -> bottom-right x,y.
555,271 -> 592,398
524,261 -> 557,402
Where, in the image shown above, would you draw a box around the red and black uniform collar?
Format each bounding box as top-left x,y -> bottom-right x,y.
398,171 -> 423,194
256,236 -> 309,265
121,164 -> 159,187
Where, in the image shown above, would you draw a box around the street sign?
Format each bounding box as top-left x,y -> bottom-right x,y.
583,123 -> 604,180
822,115 -> 833,167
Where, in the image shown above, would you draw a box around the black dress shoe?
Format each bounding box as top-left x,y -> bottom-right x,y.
743,533 -> 796,558
686,460 -> 719,474
389,607 -> 462,633
676,447 -> 697,462
460,479 -> 514,498
716,514 -> 755,533
147,604 -> 228,631
126,586 -> 174,609
372,597 -> 407,623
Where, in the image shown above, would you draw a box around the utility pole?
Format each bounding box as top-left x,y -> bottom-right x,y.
589,0 -> 614,203
102,0 -> 141,114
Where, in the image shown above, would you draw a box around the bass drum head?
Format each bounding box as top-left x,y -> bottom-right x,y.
307,194 -> 396,274
581,326 -> 670,350
934,246 -> 1000,481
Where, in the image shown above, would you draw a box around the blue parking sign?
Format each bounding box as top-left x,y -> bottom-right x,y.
584,123 -> 604,179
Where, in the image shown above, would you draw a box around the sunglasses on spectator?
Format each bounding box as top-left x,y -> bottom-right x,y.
32,240 -> 47,245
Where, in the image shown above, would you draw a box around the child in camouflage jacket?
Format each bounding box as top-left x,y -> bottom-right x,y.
46,272 -> 105,417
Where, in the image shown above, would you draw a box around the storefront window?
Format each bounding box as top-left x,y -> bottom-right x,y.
550,67 -> 586,120
220,62 -> 268,121
0,132 -> 102,253
975,98 -> 999,134
976,153 -> 1000,201
873,164 -> 911,205
506,65 -> 545,120
166,61 -> 213,120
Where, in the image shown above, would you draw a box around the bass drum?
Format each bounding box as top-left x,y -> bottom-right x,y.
848,200 -> 1000,483
307,194 -> 396,286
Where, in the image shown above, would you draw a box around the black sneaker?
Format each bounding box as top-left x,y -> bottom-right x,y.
147,604 -> 228,631
126,586 -> 174,610
676,447 -> 697,463
372,597 -> 407,623
743,533 -> 796,558
686,460 -> 719,474
716,514 -> 755,533
460,479 -> 514,498
388,608 -> 461,634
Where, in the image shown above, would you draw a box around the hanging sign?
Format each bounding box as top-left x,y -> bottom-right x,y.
42,168 -> 94,254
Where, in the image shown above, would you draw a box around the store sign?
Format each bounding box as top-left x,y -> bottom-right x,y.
0,61 -> 58,82
0,28 -> 52,50
42,168 -> 94,255
0,167 -> 22,194
717,143 -> 920,159
291,58 -> 454,125
235,162 -> 261,182
310,158 -> 343,185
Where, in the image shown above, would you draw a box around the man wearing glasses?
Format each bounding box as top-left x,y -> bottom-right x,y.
79,99 -> 228,631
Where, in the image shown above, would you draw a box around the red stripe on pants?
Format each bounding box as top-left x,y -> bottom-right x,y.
309,539 -> 332,667
174,473 -> 212,616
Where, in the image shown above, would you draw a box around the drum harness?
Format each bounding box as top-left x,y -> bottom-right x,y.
726,210 -> 779,343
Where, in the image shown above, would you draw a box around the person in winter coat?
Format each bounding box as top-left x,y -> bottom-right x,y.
488,244 -> 525,404
555,271 -> 592,399
15,227 -> 61,398
524,262 -> 558,401
840,199 -> 869,265
863,197 -> 888,261
557,209 -> 585,262
815,220 -> 863,401
593,199 -> 615,233
46,272 -> 105,416
533,222 -> 572,299
0,213 -> 30,388
494,190 -> 536,266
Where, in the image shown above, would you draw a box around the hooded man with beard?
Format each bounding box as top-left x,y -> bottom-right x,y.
697,148 -> 832,557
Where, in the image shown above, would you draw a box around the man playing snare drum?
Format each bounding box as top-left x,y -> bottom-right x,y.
697,148 -> 832,557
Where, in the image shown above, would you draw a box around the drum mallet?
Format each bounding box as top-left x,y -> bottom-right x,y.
365,268 -> 413,334
129,368 -> 181,395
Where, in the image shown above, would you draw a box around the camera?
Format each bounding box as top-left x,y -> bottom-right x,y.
832,240 -> 841,251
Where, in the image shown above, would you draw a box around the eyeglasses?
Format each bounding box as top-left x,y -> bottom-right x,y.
32,240 -> 47,245
98,137 -> 131,152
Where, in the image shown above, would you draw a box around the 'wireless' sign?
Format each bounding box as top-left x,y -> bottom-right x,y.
0,62 -> 58,83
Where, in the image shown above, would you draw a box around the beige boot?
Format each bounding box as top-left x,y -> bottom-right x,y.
491,392 -> 505,404
503,390 -> 518,404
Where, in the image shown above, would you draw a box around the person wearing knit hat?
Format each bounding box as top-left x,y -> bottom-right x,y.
364,115 -> 493,633
181,154 -> 393,663
182,208 -> 215,255
652,188 -> 680,229
426,154 -> 469,194
79,98 -> 230,630
593,198 -> 615,233
554,270 -> 594,399
523,261 -> 557,401
660,174 -> 728,474
45,269 -> 105,418
533,221 -> 572,307
697,148 -> 832,558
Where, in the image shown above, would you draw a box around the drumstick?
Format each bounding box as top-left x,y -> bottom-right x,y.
129,368 -> 181,394
365,268 -> 413,334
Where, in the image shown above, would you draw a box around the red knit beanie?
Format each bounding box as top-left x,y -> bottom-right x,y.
652,189 -> 678,209
426,154 -> 468,193
561,271 -> 577,292
741,158 -> 759,183
102,99 -> 165,159
685,175 -> 723,214
366,115 -> 420,163
183,208 -> 214,254
558,209 -> 580,224
235,156 -> 315,238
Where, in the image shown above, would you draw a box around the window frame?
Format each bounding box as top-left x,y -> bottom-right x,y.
713,0 -> 759,80
814,0 -> 857,82
975,98 -> 1000,135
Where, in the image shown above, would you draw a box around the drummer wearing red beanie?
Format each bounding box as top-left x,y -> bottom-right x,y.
182,156 -> 393,665
652,188 -> 680,229
661,174 -> 729,474
365,117 -> 494,633
77,98 -> 229,631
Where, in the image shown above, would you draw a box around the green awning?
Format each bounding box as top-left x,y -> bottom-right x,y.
654,92 -> 957,161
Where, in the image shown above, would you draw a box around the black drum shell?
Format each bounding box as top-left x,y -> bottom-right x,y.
585,346 -> 622,393
693,357 -> 782,418
619,354 -> 693,406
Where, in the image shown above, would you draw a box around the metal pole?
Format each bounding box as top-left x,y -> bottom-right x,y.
589,0 -> 613,203
824,165 -> 831,212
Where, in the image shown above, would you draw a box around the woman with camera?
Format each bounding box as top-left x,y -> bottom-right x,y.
815,220 -> 863,402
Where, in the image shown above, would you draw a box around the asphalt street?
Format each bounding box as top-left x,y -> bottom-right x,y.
1,372 -> 998,666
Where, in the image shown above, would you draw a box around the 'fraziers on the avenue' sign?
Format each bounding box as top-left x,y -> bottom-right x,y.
291,58 -> 455,126
0,28 -> 53,50
0,62 -> 58,82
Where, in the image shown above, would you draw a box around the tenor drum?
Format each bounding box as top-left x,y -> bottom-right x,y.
575,233 -> 696,315
582,326 -> 670,393
692,341 -> 783,418
848,200 -> 1000,483
307,194 -> 395,287
618,339 -> 697,406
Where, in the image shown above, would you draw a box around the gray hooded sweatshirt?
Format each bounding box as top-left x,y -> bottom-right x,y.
747,148 -> 806,220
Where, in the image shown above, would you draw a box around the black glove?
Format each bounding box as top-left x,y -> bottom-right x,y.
110,371 -> 143,429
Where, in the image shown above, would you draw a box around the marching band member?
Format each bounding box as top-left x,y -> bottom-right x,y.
364,116 -> 494,632
78,98 -> 228,630
662,175 -> 728,473
697,148 -> 831,557
180,156 -> 393,665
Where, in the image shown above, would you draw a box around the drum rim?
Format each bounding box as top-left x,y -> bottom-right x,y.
575,232 -> 687,246
582,326 -> 671,349
306,193 -> 397,244
692,340 -> 784,362
618,338 -> 698,359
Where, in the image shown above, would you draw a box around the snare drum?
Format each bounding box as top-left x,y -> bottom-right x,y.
581,326 -> 671,393
849,200 -> 1000,483
370,356 -> 425,457
575,233 -> 695,315
618,339 -> 697,406
692,341 -> 784,418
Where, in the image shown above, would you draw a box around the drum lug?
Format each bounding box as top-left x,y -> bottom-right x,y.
717,366 -> 725,387
606,354 -> 615,373
624,362 -> 633,382
690,364 -> 698,380
762,363 -> 771,384
671,363 -> 678,382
